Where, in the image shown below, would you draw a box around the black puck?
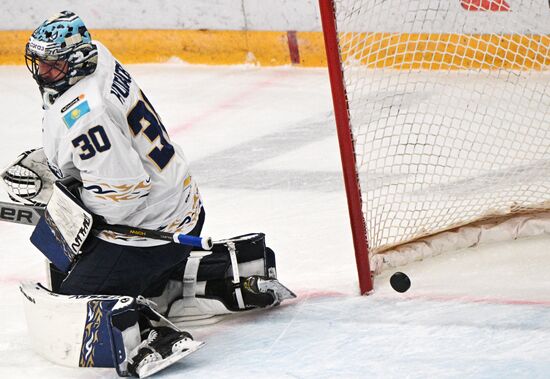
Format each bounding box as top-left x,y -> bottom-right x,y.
390,272 -> 411,293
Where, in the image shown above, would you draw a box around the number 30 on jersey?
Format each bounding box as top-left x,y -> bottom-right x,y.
71,125 -> 111,160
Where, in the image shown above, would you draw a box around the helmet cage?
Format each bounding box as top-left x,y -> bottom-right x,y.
25,41 -> 72,92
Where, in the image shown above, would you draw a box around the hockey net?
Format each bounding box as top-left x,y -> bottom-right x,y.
319,0 -> 550,293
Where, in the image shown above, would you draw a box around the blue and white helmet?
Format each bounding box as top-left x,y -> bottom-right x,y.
25,11 -> 98,101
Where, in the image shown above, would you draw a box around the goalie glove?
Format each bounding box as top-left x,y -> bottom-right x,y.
0,148 -> 58,206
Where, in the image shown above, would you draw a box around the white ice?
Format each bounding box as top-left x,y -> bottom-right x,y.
1,63 -> 550,379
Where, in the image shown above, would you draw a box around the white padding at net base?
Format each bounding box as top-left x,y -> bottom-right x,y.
371,212 -> 550,275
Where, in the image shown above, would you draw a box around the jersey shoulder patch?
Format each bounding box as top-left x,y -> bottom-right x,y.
60,94 -> 85,114
63,99 -> 91,129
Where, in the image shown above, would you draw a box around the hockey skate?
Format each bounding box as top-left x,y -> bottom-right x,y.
242,276 -> 296,307
127,326 -> 204,378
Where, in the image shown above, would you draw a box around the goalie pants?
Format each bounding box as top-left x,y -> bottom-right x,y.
59,208 -> 205,298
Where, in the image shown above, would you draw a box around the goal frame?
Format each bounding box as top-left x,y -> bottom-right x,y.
319,0 -> 373,294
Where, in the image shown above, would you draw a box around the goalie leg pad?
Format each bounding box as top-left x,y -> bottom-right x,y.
19,282 -> 201,377
164,233 -> 294,324
19,281 -> 139,371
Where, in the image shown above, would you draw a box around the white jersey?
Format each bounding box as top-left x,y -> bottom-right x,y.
41,41 -> 202,246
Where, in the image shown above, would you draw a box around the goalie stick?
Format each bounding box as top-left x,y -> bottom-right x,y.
0,201 -> 44,225
97,220 -> 213,250
0,200 -> 212,250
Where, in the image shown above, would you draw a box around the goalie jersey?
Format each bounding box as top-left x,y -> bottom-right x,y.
41,41 -> 202,246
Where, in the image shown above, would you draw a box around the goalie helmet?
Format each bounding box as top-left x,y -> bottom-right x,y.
24,11 -> 98,104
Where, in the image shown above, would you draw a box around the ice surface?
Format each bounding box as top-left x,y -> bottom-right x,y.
0,64 -> 549,378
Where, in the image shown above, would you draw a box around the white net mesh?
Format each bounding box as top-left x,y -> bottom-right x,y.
331,0 -> 550,259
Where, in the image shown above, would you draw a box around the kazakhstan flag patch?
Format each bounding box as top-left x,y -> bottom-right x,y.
63,101 -> 90,129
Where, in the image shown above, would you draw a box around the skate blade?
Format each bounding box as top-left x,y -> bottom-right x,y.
276,285 -> 297,301
137,340 -> 205,378
260,279 -> 297,301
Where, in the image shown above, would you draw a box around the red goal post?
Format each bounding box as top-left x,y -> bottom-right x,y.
319,0 -> 550,295
319,0 -> 373,294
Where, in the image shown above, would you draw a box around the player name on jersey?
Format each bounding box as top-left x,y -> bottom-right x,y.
110,61 -> 132,105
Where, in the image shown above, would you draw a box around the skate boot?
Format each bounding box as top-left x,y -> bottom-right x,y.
127,326 -> 204,378
242,275 -> 296,308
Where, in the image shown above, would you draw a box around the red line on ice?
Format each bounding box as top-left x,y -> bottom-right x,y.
398,293 -> 550,307
170,71 -> 289,135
